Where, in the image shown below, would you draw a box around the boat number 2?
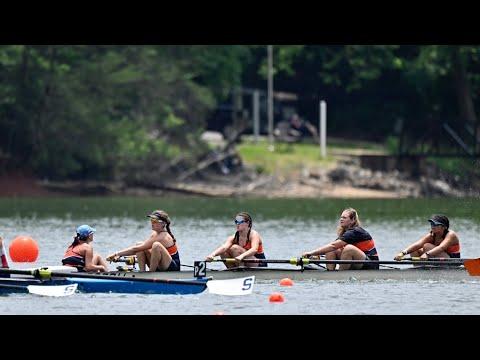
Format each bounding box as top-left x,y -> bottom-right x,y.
242,277 -> 253,291
194,261 -> 207,278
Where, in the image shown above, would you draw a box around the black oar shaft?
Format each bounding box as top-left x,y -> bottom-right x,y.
214,258 -> 465,266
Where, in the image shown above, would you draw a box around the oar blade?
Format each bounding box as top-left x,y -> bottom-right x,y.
27,283 -> 78,297
207,276 -> 255,296
464,259 -> 480,276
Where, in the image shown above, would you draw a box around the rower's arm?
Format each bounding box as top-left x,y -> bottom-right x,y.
84,245 -> 107,272
304,239 -> 346,257
107,233 -> 157,260
429,231 -> 459,256
207,237 -> 234,259
401,234 -> 430,255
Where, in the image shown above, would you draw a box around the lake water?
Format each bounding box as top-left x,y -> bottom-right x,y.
0,196 -> 479,315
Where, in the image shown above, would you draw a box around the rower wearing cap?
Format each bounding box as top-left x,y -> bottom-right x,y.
106,210 -> 181,272
205,212 -> 267,268
62,225 -> 109,272
394,214 -> 461,261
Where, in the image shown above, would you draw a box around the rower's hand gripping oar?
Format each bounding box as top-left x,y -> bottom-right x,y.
108,256 -> 136,266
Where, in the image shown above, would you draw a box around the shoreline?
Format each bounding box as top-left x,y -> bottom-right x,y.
0,172 -> 470,199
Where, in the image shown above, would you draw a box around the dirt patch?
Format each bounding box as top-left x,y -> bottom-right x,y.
0,172 -> 59,197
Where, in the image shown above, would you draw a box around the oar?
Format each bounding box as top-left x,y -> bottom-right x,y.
211,257 -> 466,267
0,282 -> 78,297
207,276 -> 255,296
463,259 -> 480,276
27,283 -> 78,297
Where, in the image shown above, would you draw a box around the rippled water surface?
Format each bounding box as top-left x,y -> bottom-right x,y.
1,197 -> 479,314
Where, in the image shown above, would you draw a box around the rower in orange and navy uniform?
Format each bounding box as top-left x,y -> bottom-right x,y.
62,225 -> 109,272
302,207 -> 380,271
394,214 -> 460,261
205,212 -> 267,268
106,210 -> 181,272
0,236 -> 10,277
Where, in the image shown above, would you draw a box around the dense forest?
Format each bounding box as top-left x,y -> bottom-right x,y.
1,45 -> 479,182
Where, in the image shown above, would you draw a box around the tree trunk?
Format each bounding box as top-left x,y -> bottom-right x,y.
451,46 -> 479,152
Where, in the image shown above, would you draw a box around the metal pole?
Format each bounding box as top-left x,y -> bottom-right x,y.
253,90 -> 260,143
320,100 -> 327,158
268,45 -> 274,150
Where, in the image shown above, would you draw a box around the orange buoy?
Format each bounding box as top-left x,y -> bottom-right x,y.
269,292 -> 285,303
279,278 -> 294,286
9,236 -> 39,262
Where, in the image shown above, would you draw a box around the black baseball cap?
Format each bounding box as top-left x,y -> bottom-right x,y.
428,215 -> 449,228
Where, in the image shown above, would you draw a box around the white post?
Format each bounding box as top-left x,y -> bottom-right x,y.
320,100 -> 327,158
253,90 -> 260,143
267,45 -> 274,150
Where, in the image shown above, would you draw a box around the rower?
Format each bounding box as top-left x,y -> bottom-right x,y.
106,210 -> 181,272
394,214 -> 461,261
62,225 -> 109,273
302,207 -> 380,271
205,212 -> 267,268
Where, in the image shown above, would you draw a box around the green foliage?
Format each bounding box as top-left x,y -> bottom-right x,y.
0,45 -> 253,180
2,45 -> 480,182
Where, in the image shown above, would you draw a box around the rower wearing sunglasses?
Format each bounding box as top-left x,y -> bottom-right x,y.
394,214 -> 460,261
205,212 -> 267,268
106,210 -> 180,272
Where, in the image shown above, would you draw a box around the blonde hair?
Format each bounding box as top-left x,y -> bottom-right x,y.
336,207 -> 361,237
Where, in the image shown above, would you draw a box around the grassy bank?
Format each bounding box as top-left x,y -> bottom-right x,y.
237,138 -> 387,175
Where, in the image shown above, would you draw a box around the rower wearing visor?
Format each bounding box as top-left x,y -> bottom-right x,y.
106,210 -> 181,272
205,212 -> 267,268
394,214 -> 460,261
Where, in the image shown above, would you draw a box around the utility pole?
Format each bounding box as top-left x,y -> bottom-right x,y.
319,100 -> 327,158
267,45 -> 274,151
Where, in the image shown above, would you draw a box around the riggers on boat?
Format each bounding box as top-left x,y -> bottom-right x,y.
100,257 -> 479,282
101,266 -> 471,282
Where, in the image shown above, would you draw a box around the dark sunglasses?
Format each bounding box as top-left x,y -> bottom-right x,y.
150,218 -> 164,224
234,219 -> 246,225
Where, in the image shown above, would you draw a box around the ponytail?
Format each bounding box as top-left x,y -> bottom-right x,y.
166,223 -> 176,244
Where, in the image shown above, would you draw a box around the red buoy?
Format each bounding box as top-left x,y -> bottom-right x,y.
9,236 -> 39,262
269,292 -> 285,303
279,278 -> 294,286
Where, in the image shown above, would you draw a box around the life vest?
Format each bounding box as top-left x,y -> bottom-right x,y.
62,244 -> 86,269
